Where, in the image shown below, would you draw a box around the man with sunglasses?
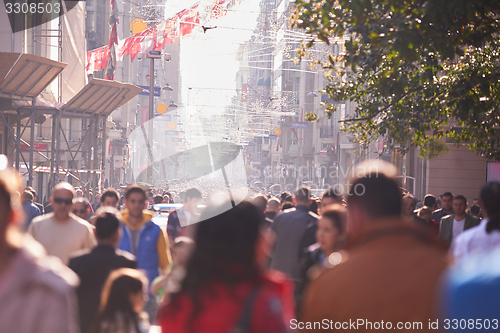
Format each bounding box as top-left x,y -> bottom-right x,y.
72,197 -> 90,221
28,182 -> 96,265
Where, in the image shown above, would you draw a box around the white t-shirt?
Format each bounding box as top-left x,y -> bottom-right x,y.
452,217 -> 466,240
453,218 -> 500,258
28,213 -> 96,265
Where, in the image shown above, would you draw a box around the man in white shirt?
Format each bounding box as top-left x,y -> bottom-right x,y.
29,182 -> 96,265
439,194 -> 480,248
453,182 -> 500,258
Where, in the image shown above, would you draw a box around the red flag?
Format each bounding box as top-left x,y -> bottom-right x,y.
108,25 -> 118,49
86,51 -> 92,72
101,46 -> 110,70
179,6 -> 199,36
94,48 -> 103,71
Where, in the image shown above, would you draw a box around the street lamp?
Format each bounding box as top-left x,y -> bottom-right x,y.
146,50 -> 170,184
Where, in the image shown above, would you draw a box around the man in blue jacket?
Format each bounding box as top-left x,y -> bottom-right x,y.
119,184 -> 171,322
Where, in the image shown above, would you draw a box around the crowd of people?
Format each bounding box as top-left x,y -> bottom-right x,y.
1,159 -> 499,332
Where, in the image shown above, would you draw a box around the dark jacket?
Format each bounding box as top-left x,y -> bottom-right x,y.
270,205 -> 318,281
439,213 -> 480,248
431,208 -> 452,225
297,244 -> 325,316
68,244 -> 136,333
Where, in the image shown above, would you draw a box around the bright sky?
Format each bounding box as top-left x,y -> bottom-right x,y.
166,0 -> 261,145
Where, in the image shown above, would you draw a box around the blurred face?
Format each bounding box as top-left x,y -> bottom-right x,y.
185,196 -> 201,212
453,198 -> 466,216
75,190 -> 84,198
255,226 -> 276,268
320,197 -> 339,216
316,216 -> 341,255
402,197 -> 416,216
124,192 -> 146,218
50,189 -> 74,219
0,200 -> 10,248
72,202 -> 88,220
172,245 -> 191,266
442,195 -> 453,212
102,196 -> 118,208
128,289 -> 147,313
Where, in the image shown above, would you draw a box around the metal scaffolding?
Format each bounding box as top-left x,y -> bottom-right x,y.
0,52 -> 142,203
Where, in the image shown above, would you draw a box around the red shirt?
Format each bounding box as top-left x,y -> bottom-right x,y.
158,272 -> 294,333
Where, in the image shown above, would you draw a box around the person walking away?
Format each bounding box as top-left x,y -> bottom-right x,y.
119,184 -> 171,322
21,190 -> 40,231
28,182 -> 96,265
158,200 -> 293,333
423,194 -> 437,212
0,170 -> 79,333
300,160 -> 448,333
266,197 -> 281,221
271,186 -> 317,281
439,194 -> 480,249
69,207 -> 137,333
452,182 -> 500,258
418,206 -> 433,225
25,186 -> 44,215
90,268 -> 150,333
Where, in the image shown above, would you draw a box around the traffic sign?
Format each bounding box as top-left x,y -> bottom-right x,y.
290,122 -> 309,129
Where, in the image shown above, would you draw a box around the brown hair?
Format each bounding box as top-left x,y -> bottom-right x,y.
124,184 -> 147,200
321,204 -> 347,234
101,188 -> 120,203
453,194 -> 467,205
418,206 -> 432,217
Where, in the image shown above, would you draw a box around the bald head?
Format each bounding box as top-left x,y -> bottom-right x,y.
53,182 -> 76,197
51,182 -> 75,221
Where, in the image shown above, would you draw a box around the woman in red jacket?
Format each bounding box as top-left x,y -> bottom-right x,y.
158,200 -> 294,333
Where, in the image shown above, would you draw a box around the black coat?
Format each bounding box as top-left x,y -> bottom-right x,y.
68,244 -> 136,333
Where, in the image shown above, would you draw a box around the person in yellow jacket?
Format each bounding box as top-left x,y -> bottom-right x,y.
118,184 -> 171,322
